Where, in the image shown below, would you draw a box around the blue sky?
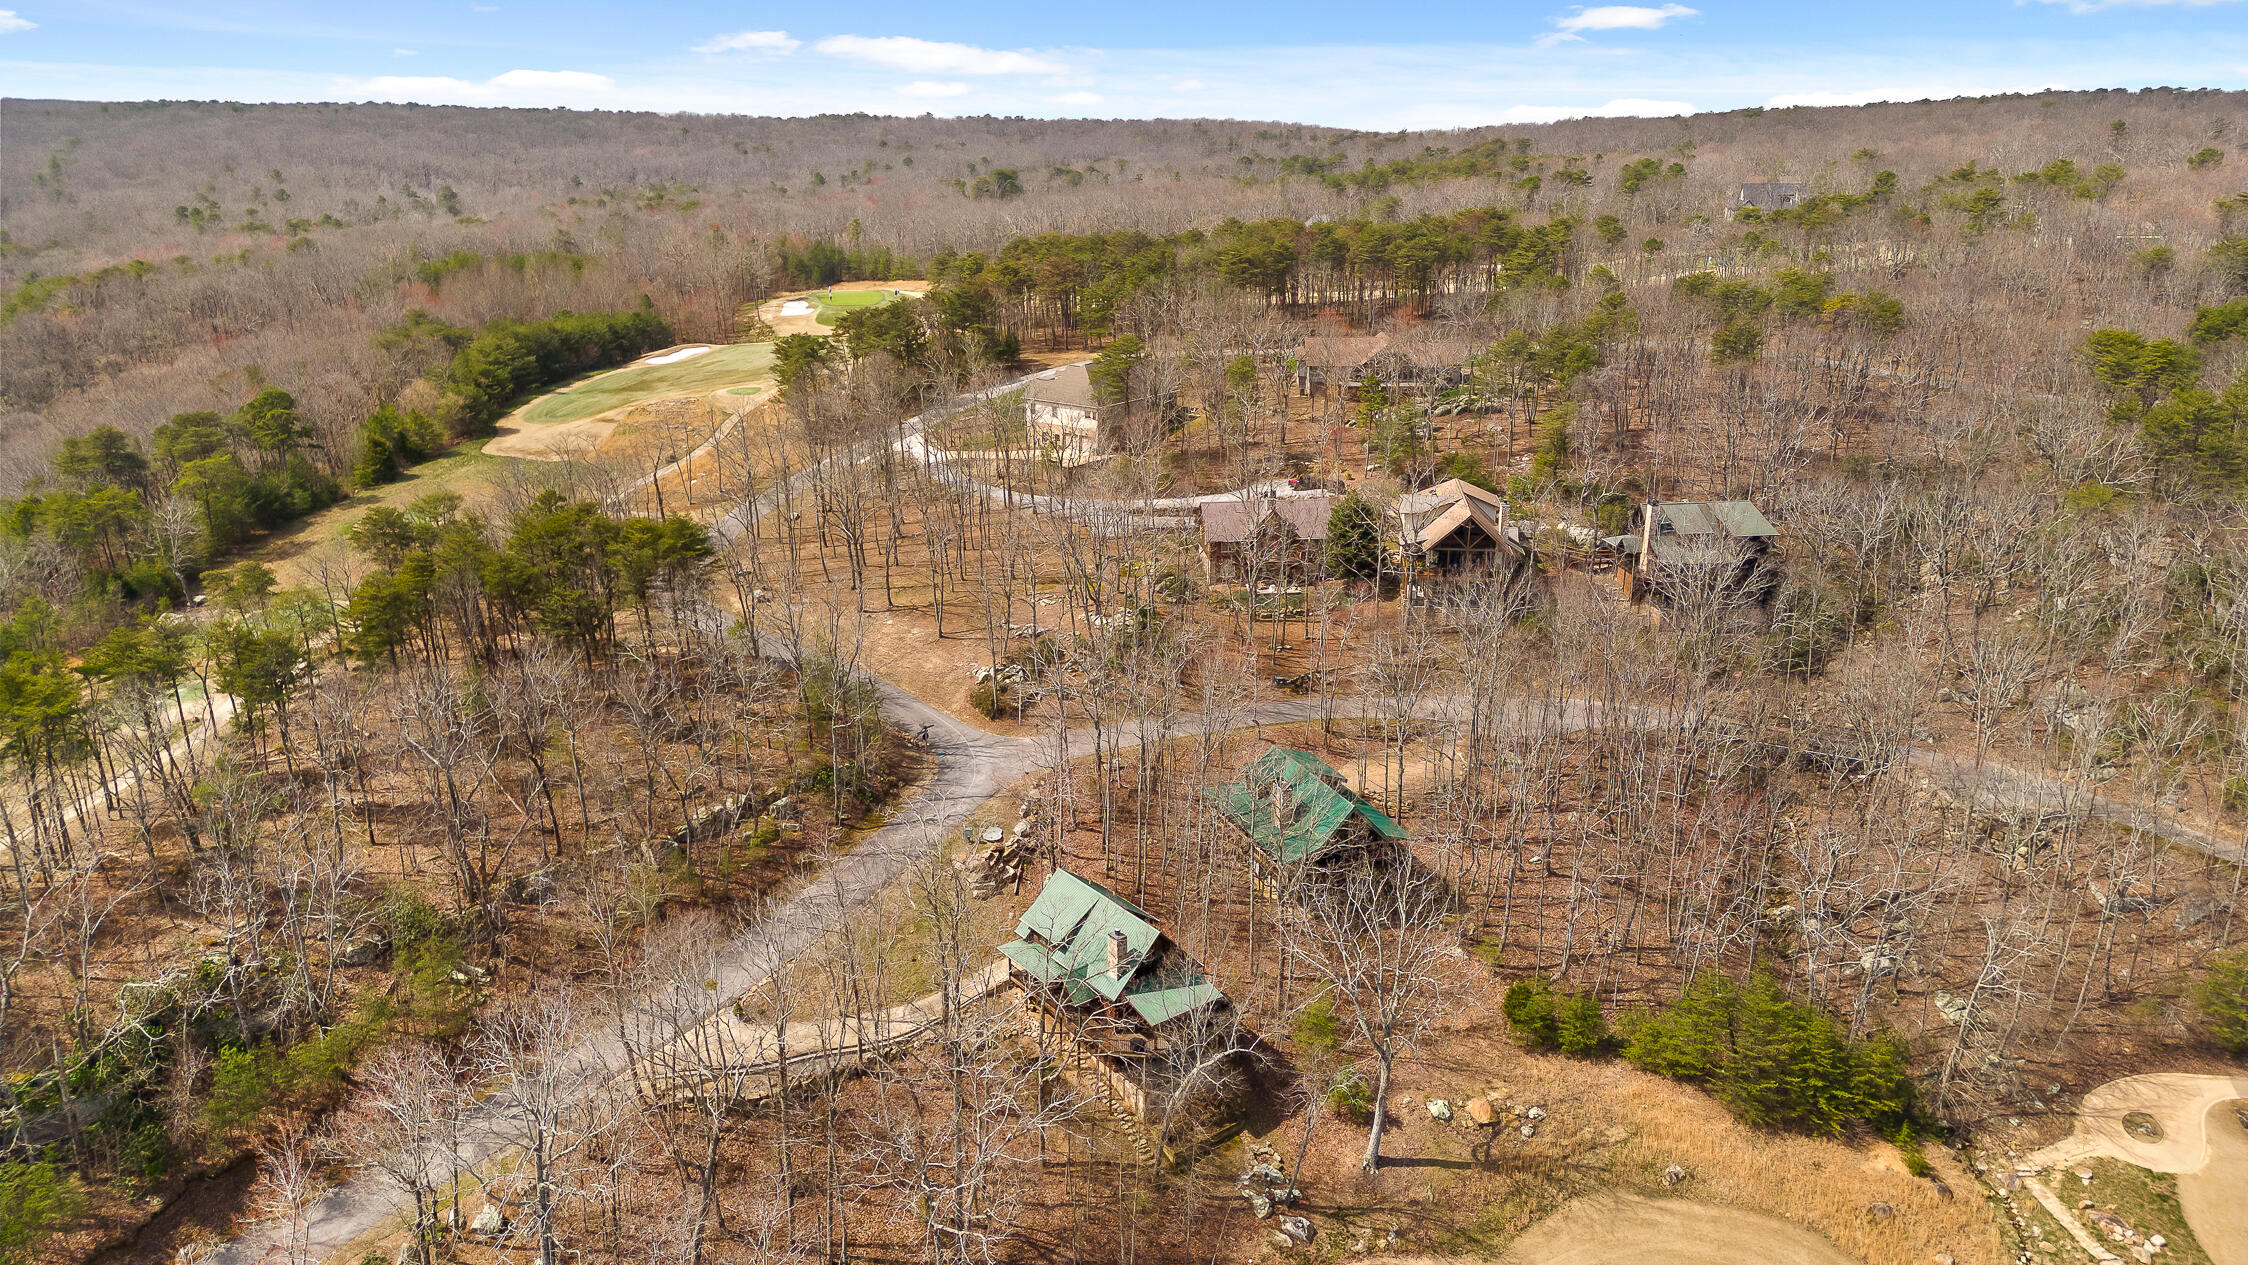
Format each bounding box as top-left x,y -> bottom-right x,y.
3,1 -> 2247,129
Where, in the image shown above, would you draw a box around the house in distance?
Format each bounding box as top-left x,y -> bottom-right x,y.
1206,746 -> 1410,897
1198,492 -> 1337,585
1396,477 -> 1531,581
1729,182 -> 1809,216
1610,499 -> 1779,606
1000,869 -> 1230,1117
1016,363 -> 1176,463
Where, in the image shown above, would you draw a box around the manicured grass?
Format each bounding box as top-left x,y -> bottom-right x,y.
813,288 -> 904,325
518,342 -> 775,425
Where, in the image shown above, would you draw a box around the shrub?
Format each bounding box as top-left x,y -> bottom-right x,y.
1325,1068 -> 1374,1123
2198,949 -> 2248,1054
0,1161 -> 84,1265
1624,971 -> 1913,1136
1503,978 -> 1561,1047
1896,1126 -> 1935,1178
1293,996 -> 1342,1060
1556,990 -> 1610,1055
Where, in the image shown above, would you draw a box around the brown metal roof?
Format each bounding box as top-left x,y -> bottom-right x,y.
1294,332 -> 1391,370
1199,493 -> 1338,545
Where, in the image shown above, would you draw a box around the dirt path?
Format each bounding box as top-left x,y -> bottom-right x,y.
205,371 -> 2248,1265
2026,1074 -> 2248,1265
1491,1193 -> 1862,1265
2025,1073 -> 2248,1174
2181,1099 -> 2248,1265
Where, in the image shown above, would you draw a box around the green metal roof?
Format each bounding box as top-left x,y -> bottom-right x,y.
1204,746 -> 1410,864
1002,869 -> 1224,1027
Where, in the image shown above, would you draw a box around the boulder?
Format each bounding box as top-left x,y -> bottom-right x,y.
1279,1216 -> 1315,1245
1870,1203 -> 1894,1220
1466,1096 -> 1497,1126
1427,1099 -> 1452,1121
1520,1123 -> 1536,1139
1525,1105 -> 1546,1121
1664,1164 -> 1687,1187
468,1203 -> 508,1237
981,826 -> 1004,844
336,936 -> 388,967
1247,1191 -> 1273,1219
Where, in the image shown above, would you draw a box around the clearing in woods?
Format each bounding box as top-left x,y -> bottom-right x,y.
517,341 -> 776,426
810,287 -> 900,323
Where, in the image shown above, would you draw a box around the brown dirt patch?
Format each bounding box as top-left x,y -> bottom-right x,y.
1495,1193 -> 1864,1265
2181,1099 -> 2248,1265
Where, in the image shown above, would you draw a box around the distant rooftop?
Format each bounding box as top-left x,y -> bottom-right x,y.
1652,500 -> 1776,539
1021,363 -> 1100,410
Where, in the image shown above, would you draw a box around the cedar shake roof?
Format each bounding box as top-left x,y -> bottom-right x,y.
1198,493 -> 1338,546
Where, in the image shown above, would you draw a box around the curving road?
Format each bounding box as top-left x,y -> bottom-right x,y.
206,371 -> 2248,1265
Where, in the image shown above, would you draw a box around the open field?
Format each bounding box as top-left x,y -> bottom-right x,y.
517,342 -> 775,426
757,279 -> 930,336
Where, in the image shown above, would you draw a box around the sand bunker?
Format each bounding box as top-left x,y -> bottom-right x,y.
780,300 -> 813,317
643,345 -> 713,365
1497,1194 -> 1861,1265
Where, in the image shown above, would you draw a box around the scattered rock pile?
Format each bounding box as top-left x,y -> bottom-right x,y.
1238,1142 -> 1302,1221
959,814 -> 1037,898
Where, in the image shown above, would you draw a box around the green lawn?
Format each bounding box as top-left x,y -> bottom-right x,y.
813,288 -> 904,325
519,342 -> 775,425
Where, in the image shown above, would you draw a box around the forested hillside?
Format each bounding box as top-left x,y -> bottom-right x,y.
4,87 -> 2248,1265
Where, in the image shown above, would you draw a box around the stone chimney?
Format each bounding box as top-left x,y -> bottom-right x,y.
1637,501 -> 1659,576
1106,929 -> 1129,979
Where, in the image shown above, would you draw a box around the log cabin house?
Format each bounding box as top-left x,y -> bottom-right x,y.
1610,499 -> 1779,606
1198,492 -> 1336,586
1205,746 -> 1411,898
1000,869 -> 1229,1117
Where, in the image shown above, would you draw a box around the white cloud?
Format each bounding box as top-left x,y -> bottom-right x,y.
816,34 -> 1063,76
1555,3 -> 1697,32
392,48 -> 417,56
1170,78 -> 1208,92
347,69 -> 615,105
693,29 -> 799,55
0,10 -> 35,34
896,80 -> 972,98
1052,90 -> 1104,106
2027,0 -> 2243,9
1498,96 -> 1698,122
1538,4 -> 1696,45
